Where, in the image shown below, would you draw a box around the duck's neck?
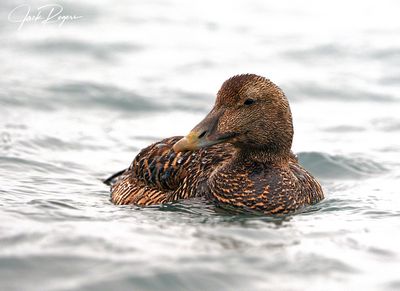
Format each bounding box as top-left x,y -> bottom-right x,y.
234,146 -> 290,166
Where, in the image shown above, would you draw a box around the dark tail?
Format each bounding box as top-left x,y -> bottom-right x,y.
103,169 -> 128,186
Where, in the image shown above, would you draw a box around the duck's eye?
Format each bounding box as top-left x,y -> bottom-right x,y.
243,98 -> 255,106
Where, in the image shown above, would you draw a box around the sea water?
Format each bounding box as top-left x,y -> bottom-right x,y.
1,0 -> 400,290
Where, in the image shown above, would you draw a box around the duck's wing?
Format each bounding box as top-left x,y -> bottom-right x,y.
130,136 -> 194,191
109,136 -> 233,205
109,136 -> 184,205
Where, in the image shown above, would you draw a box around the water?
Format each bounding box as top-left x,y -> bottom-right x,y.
1,0 -> 400,290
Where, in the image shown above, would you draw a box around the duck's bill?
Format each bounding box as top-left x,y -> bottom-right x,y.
173,131 -> 237,153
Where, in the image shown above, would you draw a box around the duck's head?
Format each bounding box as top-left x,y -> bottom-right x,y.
173,74 -> 293,160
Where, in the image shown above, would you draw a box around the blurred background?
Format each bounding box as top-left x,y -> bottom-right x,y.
0,0 -> 400,290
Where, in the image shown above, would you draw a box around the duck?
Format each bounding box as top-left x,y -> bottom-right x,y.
104,74 -> 324,214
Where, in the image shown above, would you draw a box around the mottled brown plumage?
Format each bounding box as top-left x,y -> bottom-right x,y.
107,74 -> 324,214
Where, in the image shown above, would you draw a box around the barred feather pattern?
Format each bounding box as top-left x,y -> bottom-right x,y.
110,136 -> 233,206
110,136 -> 323,214
208,158 -> 324,214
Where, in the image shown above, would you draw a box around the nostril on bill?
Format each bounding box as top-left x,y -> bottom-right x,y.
198,130 -> 207,139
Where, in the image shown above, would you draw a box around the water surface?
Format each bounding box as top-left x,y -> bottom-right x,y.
1,0 -> 400,290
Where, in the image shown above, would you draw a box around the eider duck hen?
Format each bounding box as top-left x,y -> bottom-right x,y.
105,74 -> 324,214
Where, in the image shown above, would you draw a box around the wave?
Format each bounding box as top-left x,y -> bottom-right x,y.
1,79 -> 212,113
284,83 -> 397,102
297,152 -> 387,179
27,39 -> 141,61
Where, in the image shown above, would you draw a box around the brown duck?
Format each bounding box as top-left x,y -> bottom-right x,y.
105,74 -> 324,214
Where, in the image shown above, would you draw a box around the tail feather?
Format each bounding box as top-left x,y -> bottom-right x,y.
103,169 -> 128,186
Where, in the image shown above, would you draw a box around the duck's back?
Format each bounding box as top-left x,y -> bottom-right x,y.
110,137 -> 233,205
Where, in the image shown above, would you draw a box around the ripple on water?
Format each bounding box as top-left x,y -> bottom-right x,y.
47,82 -> 163,112
27,39 -> 142,61
298,152 -> 387,180
371,117 -> 400,132
284,82 -> 398,102
0,156 -> 66,174
323,125 -> 366,133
